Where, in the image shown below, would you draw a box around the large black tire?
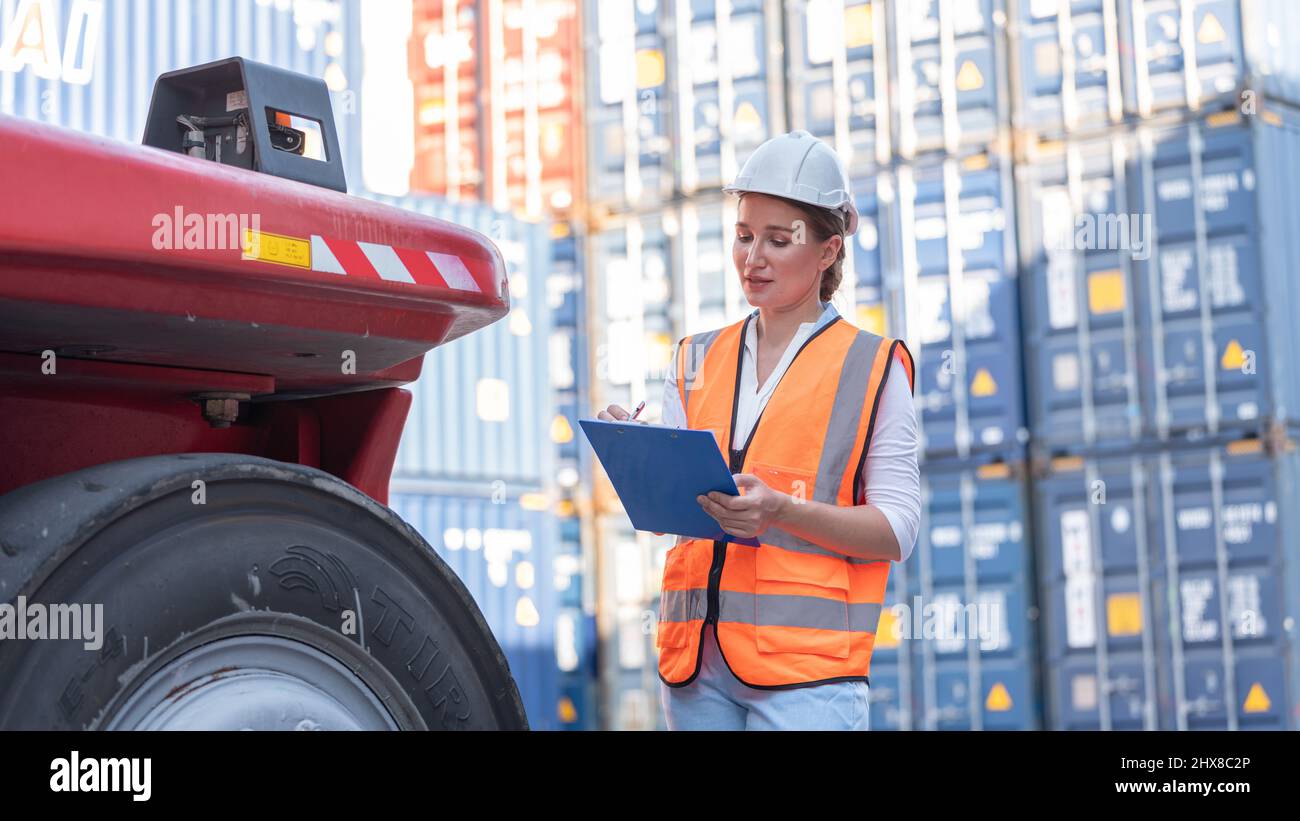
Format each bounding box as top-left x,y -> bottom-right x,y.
0,454 -> 528,730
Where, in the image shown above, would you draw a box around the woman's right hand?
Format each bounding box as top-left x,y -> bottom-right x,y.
596,404 -> 642,422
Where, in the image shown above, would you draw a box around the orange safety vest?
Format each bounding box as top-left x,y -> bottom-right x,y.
657,311 -> 915,689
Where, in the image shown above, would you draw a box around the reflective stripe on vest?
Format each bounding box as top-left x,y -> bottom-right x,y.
658,313 -> 915,688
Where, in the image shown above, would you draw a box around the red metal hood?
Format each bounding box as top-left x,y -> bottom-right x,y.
0,114 -> 512,397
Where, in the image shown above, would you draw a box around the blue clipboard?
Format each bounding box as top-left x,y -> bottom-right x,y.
578,419 -> 760,546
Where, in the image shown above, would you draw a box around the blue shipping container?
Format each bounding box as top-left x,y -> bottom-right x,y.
1121,0 -> 1300,119
372,194 -> 558,487
1035,438 -> 1300,730
546,221 -> 595,730
787,0 -> 889,171
1019,106 -> 1300,449
1009,0 -> 1300,138
1008,0 -> 1125,138
893,0 -> 1011,159
682,1 -> 780,190
870,459 -> 1040,730
548,223 -> 589,477
1133,107 -> 1300,440
583,1 -> 674,212
0,0 -> 365,183
388,490 -> 596,731
1016,131 -> 1145,449
850,172 -> 890,335
584,0 -> 785,207
588,213 -> 674,406
892,154 -> 1028,459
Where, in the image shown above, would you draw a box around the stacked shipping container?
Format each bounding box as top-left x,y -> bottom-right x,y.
1018,108 -> 1300,449
864,0 -> 1040,731
873,458 -> 1041,729
1011,0 -> 1300,728
1035,440 -> 1300,730
583,0 -> 1300,731
372,193 -> 595,730
0,0 -> 359,171
547,222 -> 598,729
397,3 -> 601,730
407,0 -> 586,222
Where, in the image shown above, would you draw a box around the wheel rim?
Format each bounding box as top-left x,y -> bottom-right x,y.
104,635 -> 399,730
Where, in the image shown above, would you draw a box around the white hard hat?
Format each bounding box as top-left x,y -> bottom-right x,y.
722,129 -> 859,235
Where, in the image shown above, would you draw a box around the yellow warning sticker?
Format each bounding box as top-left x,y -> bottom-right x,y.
242,229 -> 311,269
558,695 -> 578,723
1221,339 -> 1246,370
735,101 -> 761,130
1227,438 -> 1264,455
550,414 -> 574,444
875,607 -> 899,649
986,682 -> 1012,711
977,463 -> 1011,480
1088,270 -> 1126,314
519,492 -> 550,511
1198,12 -> 1226,45
636,49 -> 665,88
856,303 -> 886,336
844,4 -> 873,48
971,367 -> 998,397
1243,682 -> 1271,713
1106,592 -> 1143,637
1052,455 -> 1085,473
956,60 -> 984,91
1207,109 -> 1242,128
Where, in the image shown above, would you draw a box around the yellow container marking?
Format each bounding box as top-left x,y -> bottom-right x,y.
1106,592 -> 1143,637
1221,339 -> 1246,370
845,4 -> 873,48
971,367 -> 998,397
1198,13 -> 1226,45
1243,682 -> 1271,713
956,59 -> 984,91
636,49 -> 665,88
986,682 -> 1012,711
1087,270 -> 1126,314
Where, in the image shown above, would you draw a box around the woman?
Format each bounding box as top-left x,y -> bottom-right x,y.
598,130 -> 920,730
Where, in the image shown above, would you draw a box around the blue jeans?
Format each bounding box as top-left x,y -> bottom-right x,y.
659,623 -> 870,730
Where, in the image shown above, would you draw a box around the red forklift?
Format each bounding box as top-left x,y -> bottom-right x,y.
0,58 -> 528,730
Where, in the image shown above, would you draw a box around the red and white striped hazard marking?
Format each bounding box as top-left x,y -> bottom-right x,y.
309,235 -> 483,293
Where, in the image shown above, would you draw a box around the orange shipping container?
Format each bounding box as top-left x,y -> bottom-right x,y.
410,0 -> 585,222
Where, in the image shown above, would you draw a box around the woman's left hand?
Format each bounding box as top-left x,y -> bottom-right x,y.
697,474 -> 786,540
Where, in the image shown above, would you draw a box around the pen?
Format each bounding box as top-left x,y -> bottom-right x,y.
629,400 -> 645,421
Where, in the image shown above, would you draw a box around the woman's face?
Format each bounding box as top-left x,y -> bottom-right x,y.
733,193 -> 841,308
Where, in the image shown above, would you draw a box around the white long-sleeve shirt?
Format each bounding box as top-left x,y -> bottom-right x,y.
660,302 -> 921,561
